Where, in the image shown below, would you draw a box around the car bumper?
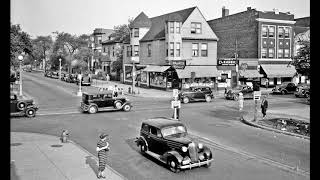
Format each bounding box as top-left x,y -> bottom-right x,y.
80,102 -> 89,111
180,159 -> 214,169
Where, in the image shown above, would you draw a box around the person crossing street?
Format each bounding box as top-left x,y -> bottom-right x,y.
96,133 -> 110,179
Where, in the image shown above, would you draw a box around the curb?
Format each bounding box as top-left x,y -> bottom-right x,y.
11,131 -> 127,180
241,117 -> 310,140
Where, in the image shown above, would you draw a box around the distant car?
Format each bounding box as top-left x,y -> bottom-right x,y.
44,71 -> 51,77
272,82 -> 297,95
225,85 -> 254,100
80,91 -> 132,114
10,93 -> 38,117
51,72 -> 59,79
294,84 -> 310,98
135,117 -> 214,172
178,86 -> 214,103
65,74 -> 77,83
76,75 -> 91,86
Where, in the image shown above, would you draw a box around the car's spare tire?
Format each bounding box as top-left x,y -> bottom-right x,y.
17,101 -> 26,110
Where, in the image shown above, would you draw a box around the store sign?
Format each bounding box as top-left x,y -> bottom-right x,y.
171,60 -> 186,69
218,59 -> 238,66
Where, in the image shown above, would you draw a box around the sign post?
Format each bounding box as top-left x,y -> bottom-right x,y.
253,91 -> 261,122
77,74 -> 82,96
171,89 -> 181,120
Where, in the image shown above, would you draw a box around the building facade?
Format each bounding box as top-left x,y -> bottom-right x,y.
89,28 -> 114,72
207,7 -> 297,87
124,7 -> 220,90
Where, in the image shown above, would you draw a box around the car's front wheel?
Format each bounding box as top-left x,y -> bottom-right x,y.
233,94 -> 239,101
88,105 -> 98,114
205,95 -> 212,102
183,97 -> 189,104
140,143 -> 147,154
17,101 -> 26,110
167,158 -> 180,173
114,101 -> 122,109
123,104 -> 131,112
25,108 -> 36,118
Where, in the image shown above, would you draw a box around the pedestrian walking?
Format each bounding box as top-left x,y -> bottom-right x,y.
261,95 -> 268,120
224,88 -> 227,97
106,74 -> 110,82
113,85 -> 118,97
238,92 -> 244,120
96,133 -> 110,179
265,79 -> 269,90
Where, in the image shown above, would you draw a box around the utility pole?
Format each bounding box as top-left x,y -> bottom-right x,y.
235,38 -> 239,87
132,61 -> 135,94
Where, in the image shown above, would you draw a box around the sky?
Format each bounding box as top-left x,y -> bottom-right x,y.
11,0 -> 310,38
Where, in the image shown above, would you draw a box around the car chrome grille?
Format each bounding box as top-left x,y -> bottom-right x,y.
188,142 -> 199,162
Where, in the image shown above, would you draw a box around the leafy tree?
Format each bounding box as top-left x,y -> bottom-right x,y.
52,32 -> 89,73
292,30 -> 310,76
292,40 -> 310,76
31,36 -> 53,71
10,23 -> 33,67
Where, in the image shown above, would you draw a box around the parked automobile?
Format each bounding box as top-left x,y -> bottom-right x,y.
76,75 -> 91,86
10,92 -> 38,117
80,91 -> 132,114
50,72 -> 59,79
65,74 -> 77,83
135,117 -> 213,172
272,82 -> 297,95
225,85 -> 254,100
178,86 -> 214,104
294,84 -> 310,98
44,71 -> 51,77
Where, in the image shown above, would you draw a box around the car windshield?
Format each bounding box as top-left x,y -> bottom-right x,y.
161,125 -> 187,137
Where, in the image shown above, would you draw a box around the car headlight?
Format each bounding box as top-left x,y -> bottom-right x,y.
182,146 -> 188,152
198,143 -> 203,149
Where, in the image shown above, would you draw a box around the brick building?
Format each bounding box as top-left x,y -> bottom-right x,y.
207,7 -> 297,87
89,28 -> 114,72
124,7 -> 220,90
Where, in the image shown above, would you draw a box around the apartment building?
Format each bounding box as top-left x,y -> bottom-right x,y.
124,7 -> 220,90
208,7 -> 297,87
89,28 -> 114,72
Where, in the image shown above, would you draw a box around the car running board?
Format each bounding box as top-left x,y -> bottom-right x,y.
145,151 -> 166,164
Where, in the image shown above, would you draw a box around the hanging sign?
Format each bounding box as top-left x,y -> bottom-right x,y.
218,59 -> 238,66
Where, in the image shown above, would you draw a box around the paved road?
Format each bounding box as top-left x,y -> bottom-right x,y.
11,71 -> 310,180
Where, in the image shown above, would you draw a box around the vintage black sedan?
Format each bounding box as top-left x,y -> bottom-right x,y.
10,93 -> 38,117
80,91 -> 132,114
294,84 -> 310,98
178,86 -> 214,103
135,117 -> 213,172
272,82 -> 297,95
225,85 -> 253,100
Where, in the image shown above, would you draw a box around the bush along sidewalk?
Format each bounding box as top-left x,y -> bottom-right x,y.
242,112 -> 310,140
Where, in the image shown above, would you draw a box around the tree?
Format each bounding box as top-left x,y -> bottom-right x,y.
52,32 -> 89,73
292,40 -> 310,76
292,31 -> 310,76
10,23 -> 33,67
31,36 -> 53,71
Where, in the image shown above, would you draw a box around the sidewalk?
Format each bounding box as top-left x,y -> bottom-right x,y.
11,132 -> 126,180
242,104 -> 310,139
91,79 -> 233,99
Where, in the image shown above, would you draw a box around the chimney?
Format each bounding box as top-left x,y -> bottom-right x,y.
222,6 -> 229,18
247,7 -> 251,11
273,8 -> 279,14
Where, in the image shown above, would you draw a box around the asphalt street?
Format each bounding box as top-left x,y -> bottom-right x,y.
11,71 -> 310,180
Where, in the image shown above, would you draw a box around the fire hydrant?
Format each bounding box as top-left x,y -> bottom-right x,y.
60,130 -> 69,143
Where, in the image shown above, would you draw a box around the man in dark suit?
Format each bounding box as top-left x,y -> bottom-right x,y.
261,95 -> 268,119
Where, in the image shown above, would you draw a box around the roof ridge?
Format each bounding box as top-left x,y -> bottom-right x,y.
150,6 -> 196,19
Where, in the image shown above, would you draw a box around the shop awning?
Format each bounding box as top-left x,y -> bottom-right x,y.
239,70 -> 263,78
176,66 -> 219,79
260,64 -> 296,78
142,65 -> 171,72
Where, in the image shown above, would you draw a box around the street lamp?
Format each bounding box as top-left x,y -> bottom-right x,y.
18,55 -> 24,96
59,58 -> 62,80
34,60 -> 37,70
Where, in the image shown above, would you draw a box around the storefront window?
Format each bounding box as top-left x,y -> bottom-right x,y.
149,72 -> 167,88
141,72 -> 147,83
182,77 -> 215,89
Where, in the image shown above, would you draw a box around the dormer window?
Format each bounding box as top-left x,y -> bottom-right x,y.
176,22 -> 180,33
191,22 -> 201,34
134,28 -> 139,37
169,22 -> 174,33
